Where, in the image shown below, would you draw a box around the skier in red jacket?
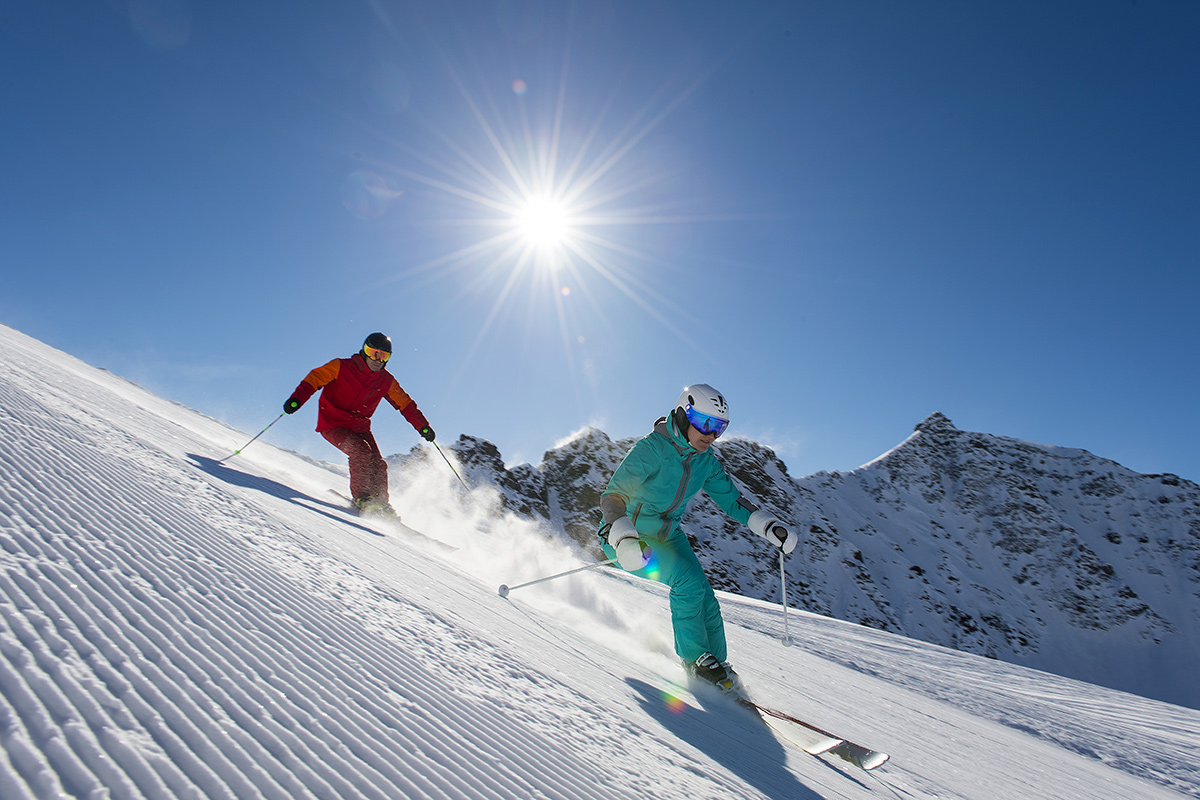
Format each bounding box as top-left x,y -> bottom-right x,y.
284,332 -> 435,517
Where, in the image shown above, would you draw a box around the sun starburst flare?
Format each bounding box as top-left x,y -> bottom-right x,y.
359,23 -> 732,399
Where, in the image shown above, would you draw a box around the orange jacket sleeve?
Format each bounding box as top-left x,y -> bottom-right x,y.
289,359 -> 341,407
387,380 -> 430,432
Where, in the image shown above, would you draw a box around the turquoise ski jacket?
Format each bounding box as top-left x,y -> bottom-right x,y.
600,416 -> 753,540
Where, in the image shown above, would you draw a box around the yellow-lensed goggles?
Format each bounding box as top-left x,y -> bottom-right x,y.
363,345 -> 391,362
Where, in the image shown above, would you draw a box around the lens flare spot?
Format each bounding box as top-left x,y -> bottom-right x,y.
342,171 -> 400,219
660,691 -> 688,714
642,550 -> 660,582
512,79 -> 528,95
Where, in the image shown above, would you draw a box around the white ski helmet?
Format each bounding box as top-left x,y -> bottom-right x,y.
674,384 -> 730,438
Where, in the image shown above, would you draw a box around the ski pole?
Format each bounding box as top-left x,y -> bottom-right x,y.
221,412 -> 285,462
780,549 -> 794,646
498,558 -> 617,598
431,441 -> 471,492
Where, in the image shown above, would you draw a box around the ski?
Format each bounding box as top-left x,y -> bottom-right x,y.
736,697 -> 889,770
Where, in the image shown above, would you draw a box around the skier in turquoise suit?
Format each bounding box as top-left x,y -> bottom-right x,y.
598,384 -> 797,692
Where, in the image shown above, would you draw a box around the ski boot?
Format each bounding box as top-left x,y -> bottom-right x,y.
684,652 -> 741,694
353,496 -> 399,519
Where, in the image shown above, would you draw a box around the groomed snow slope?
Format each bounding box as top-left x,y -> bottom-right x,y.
1,322 -> 1197,800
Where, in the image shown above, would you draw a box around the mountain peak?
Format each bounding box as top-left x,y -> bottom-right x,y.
914,411 -> 956,434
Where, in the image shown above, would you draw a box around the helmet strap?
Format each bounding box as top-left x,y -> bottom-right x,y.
673,407 -> 691,436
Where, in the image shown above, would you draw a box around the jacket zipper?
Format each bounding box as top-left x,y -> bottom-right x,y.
658,453 -> 694,534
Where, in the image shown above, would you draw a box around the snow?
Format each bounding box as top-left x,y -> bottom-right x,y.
1,321 -> 1197,800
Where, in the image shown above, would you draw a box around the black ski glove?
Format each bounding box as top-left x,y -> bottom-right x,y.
419,425 -> 436,442
283,398 -> 301,414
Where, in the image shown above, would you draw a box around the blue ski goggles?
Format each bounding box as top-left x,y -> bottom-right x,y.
684,406 -> 729,438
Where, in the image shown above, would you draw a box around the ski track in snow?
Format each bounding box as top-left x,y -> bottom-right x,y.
2,322 -> 1199,800
0,367 -> 645,799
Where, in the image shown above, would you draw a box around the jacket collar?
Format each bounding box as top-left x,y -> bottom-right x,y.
653,415 -> 697,455
350,352 -> 388,376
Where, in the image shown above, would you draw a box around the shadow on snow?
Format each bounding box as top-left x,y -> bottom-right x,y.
627,677 -> 849,799
186,453 -> 385,539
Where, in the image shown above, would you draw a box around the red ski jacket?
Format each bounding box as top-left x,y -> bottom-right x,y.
288,353 -> 430,435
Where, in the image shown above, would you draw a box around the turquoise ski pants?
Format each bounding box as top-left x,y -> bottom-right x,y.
602,526 -> 727,664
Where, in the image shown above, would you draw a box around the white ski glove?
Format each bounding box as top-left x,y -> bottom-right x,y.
768,523 -> 797,554
607,517 -> 649,570
748,509 -> 797,555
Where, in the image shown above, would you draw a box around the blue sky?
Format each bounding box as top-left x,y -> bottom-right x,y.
3,0 -> 1198,483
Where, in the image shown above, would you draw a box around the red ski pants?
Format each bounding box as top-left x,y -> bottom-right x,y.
321,428 -> 389,503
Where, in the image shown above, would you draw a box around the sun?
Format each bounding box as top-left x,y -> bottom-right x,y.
514,195 -> 573,249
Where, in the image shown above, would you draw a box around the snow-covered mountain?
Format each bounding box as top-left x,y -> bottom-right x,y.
416,414 -> 1200,711
4,320 -> 1200,800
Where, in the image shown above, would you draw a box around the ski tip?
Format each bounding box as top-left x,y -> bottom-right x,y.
859,751 -> 890,771
831,742 -> 890,771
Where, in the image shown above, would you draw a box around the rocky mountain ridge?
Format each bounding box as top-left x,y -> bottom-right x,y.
391,413 -> 1200,709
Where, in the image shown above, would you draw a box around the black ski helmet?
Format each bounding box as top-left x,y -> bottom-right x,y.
363,332 -> 392,355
